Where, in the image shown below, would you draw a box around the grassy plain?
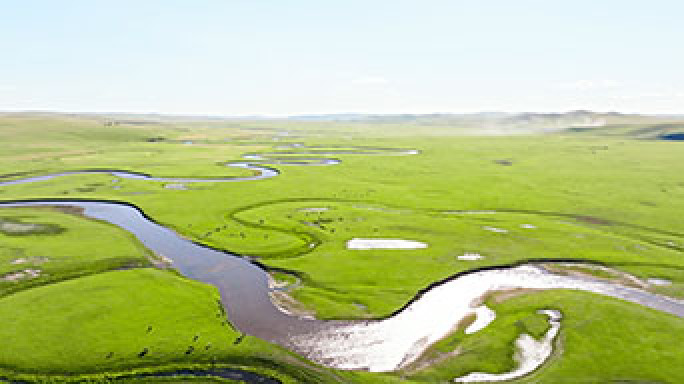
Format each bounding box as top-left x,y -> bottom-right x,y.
0,206 -> 153,296
407,290 -> 684,383
0,268 -> 334,383
1,113 -> 684,382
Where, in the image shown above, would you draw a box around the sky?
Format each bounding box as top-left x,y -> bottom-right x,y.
1,0 -> 683,116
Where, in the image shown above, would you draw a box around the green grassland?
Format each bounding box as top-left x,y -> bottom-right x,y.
230,200 -> 684,319
0,268 -> 335,383
407,290 -> 684,383
1,112 -> 684,382
0,207 -> 154,296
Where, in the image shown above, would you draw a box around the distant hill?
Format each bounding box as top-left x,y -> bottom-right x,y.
287,111 -> 684,138
2,110 -> 683,139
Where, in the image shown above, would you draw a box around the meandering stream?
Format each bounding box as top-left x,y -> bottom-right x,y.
0,145 -> 418,186
1,199 -> 683,375
1,143 -> 683,380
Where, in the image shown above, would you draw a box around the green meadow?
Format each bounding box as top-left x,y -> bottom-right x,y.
1,113 -> 684,382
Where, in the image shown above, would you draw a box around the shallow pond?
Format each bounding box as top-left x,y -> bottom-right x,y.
346,238 -> 428,250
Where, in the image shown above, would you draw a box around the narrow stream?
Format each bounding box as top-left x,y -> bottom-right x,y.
0,145 -> 418,186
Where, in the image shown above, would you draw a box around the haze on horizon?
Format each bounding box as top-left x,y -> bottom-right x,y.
1,0 -> 683,116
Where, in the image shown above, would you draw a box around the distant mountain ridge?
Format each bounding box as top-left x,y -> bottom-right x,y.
2,110 -> 683,138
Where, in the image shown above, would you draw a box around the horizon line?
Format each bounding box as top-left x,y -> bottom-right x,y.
2,108 -> 683,120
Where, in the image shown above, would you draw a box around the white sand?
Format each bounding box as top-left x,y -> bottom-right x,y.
298,207 -> 330,212
464,305 -> 497,334
164,183 -> 188,190
10,257 -> 48,265
458,253 -> 483,261
0,221 -> 42,233
483,226 -> 509,233
346,238 -> 428,250
1,269 -> 42,282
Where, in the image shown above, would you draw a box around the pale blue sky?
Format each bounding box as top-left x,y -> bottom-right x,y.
1,1 -> 683,115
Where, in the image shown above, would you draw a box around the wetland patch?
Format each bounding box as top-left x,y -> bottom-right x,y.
1,268 -> 42,282
0,217 -> 65,236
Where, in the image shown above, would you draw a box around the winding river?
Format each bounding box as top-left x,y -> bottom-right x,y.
1,143 -> 683,380
2,199 -> 683,374
0,145 -> 418,186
